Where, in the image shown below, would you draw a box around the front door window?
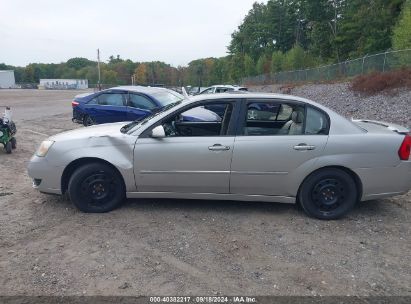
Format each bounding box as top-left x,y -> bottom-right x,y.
161,102 -> 233,137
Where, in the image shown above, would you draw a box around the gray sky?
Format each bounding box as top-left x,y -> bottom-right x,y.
1,0 -> 265,67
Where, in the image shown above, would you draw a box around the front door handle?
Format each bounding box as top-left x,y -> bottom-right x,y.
293,144 -> 316,151
208,144 -> 230,151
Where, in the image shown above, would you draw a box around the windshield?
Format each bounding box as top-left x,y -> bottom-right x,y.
151,91 -> 184,106
120,100 -> 182,134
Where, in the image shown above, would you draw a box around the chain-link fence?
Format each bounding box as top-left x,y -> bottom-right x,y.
242,49 -> 411,86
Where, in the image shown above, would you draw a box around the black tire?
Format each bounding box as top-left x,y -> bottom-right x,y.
5,141 -> 12,154
298,168 -> 357,220
68,163 -> 126,213
11,137 -> 16,149
83,115 -> 95,127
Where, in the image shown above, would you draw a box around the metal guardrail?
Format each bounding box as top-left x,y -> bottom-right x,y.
242,49 -> 411,85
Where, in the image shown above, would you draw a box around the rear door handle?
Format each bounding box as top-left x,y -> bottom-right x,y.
208,144 -> 230,151
293,144 -> 316,151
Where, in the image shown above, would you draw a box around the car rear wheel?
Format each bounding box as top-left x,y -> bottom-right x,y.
83,115 -> 95,127
298,168 -> 357,220
11,137 -> 17,149
68,163 -> 125,213
5,141 -> 12,154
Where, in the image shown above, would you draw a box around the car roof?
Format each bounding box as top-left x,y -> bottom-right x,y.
189,92 -> 319,106
110,86 -> 174,94
211,85 -> 234,88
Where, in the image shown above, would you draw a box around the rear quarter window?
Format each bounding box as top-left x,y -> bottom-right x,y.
305,106 -> 329,135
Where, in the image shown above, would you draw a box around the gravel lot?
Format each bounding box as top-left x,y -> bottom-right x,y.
0,88 -> 410,296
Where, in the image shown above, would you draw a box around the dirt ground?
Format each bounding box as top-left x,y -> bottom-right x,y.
0,89 -> 410,296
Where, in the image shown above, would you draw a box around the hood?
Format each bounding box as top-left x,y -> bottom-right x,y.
49,122 -> 129,142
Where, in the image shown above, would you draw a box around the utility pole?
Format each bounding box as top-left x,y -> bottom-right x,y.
97,48 -> 101,91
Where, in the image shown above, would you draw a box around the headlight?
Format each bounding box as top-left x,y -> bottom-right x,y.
36,140 -> 55,157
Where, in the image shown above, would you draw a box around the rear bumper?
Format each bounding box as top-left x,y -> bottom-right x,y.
356,161 -> 411,201
72,108 -> 84,124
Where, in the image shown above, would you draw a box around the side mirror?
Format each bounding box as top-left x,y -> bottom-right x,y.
151,125 -> 165,138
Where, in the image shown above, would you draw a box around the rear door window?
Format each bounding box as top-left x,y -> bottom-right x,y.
98,93 -> 125,106
243,100 -> 305,136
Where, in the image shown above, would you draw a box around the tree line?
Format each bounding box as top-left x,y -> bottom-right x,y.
1,0 -> 410,87
228,0 -> 410,78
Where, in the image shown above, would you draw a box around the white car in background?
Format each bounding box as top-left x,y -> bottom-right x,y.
199,85 -> 248,95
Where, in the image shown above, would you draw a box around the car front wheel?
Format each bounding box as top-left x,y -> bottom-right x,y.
298,168 -> 358,220
68,163 -> 126,213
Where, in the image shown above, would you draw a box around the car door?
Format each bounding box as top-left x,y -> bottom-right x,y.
230,99 -> 329,196
88,91 -> 127,123
126,93 -> 156,121
133,100 -> 238,194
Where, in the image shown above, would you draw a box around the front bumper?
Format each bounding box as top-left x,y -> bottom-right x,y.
27,155 -> 64,195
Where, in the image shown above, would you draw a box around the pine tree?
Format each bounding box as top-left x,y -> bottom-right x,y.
244,54 -> 256,76
284,44 -> 305,70
392,0 -> 411,49
256,55 -> 267,74
336,0 -> 404,59
271,51 -> 285,73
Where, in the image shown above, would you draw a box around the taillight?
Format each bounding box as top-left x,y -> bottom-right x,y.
398,134 -> 411,161
72,101 -> 79,107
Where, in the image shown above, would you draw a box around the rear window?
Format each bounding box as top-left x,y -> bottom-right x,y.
216,87 -> 234,93
151,91 -> 184,106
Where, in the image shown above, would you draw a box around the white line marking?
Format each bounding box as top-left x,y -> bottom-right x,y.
21,129 -> 49,137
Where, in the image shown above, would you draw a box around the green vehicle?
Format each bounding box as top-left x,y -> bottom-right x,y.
0,107 -> 17,154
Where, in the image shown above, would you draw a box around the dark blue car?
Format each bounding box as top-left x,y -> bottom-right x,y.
72,86 -> 186,126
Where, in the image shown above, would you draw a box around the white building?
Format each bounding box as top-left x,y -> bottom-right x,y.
39,79 -> 88,90
0,70 -> 16,89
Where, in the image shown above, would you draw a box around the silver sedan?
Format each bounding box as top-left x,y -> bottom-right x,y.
28,93 -> 411,220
